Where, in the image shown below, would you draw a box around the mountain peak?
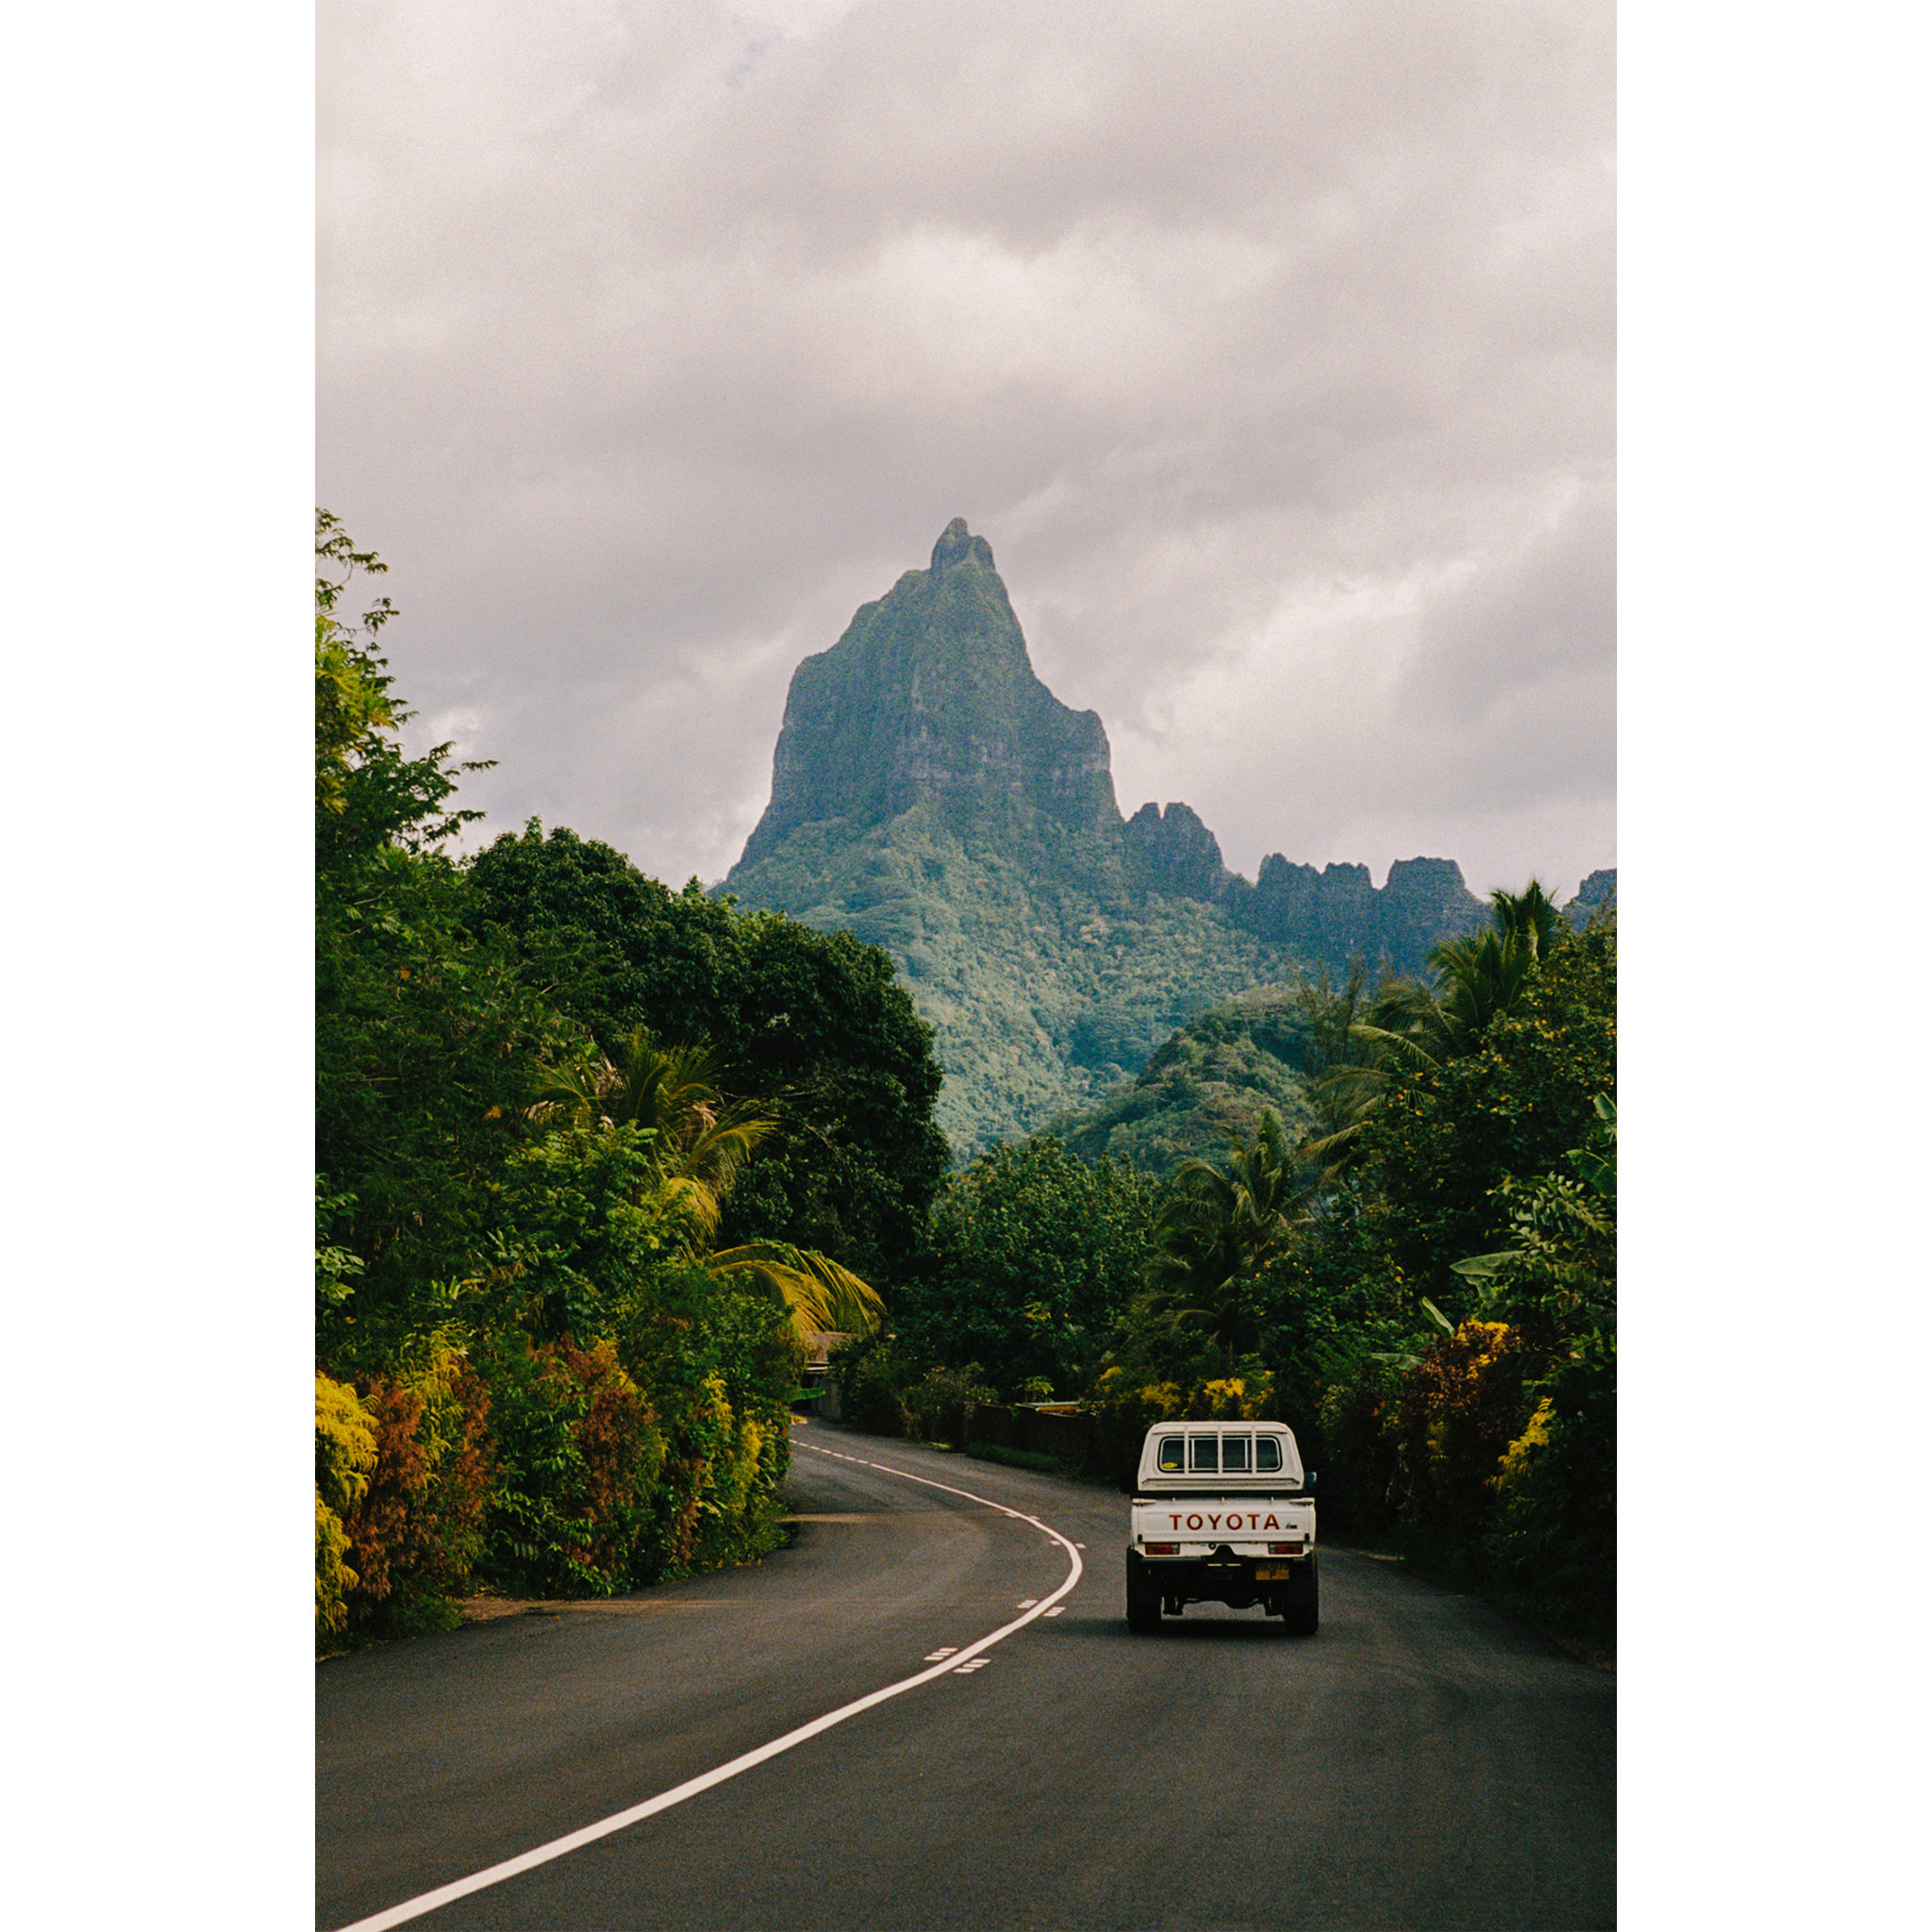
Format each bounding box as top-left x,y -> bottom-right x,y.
931,517 -> 995,575
732,523 -> 1120,870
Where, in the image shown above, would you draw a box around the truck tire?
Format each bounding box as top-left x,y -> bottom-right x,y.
1282,1565 -> 1320,1634
1127,1593 -> 1161,1633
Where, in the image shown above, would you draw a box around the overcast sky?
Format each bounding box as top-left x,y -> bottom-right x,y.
319,0 -> 1613,899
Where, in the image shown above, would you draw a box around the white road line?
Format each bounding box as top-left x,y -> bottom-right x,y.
332,1441 -> 1084,1932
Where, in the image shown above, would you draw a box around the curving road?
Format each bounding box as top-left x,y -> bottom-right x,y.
317,1421 -> 1614,1930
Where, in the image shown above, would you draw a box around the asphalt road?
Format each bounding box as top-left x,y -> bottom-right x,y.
317,1421 -> 1614,1930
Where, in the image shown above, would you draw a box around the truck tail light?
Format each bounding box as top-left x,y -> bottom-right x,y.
1268,1542 -> 1296,1555
1144,1541 -> 1179,1555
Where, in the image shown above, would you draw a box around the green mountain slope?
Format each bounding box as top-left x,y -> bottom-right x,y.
729,802 -> 1304,1150
1046,987 -> 1321,1174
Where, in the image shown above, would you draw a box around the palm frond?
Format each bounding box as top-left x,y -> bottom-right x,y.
707,1241 -> 887,1338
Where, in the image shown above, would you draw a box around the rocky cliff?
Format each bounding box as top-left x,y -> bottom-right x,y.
737,519 -> 1121,869
1224,853 -> 1491,967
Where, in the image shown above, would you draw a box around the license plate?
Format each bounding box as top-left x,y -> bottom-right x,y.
1255,1564 -> 1292,1580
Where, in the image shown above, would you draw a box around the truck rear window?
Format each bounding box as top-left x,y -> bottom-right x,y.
1157,1437 -> 1185,1472
1257,1438 -> 1282,1472
1223,1435 -> 1250,1472
1189,1437 -> 1219,1472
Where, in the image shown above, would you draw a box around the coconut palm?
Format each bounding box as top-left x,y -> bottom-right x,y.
704,1240 -> 886,1336
530,1029 -> 884,1340
1299,882 -> 1564,1175
1145,1110 -> 1307,1366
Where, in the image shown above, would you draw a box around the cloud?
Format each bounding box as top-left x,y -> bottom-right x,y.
319,0 -> 1613,894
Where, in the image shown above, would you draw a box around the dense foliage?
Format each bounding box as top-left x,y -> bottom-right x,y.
898,1137 -> 1164,1399
313,516 -> 945,1648
832,889 -> 1619,1653
1049,987 -> 1320,1172
466,824 -> 950,1285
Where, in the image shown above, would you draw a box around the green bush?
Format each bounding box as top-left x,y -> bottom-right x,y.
1314,1369 -> 1403,1542
1485,1341 -> 1615,1646
1391,1319 -> 1547,1571
1085,1358 -> 1277,1488
828,1334 -> 908,1436
614,1272 -> 799,1580
903,1362 -> 994,1445
475,1335 -> 665,1597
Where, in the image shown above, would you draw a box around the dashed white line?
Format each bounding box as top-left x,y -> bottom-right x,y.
332,1442 -> 1083,1932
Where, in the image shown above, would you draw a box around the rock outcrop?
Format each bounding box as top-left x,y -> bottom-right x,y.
1563,868 -> 1618,924
1223,853 -> 1487,972
1123,801 -> 1230,903
735,519 -> 1120,870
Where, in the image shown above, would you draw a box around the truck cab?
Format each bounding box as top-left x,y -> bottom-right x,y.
1124,1421 -> 1318,1635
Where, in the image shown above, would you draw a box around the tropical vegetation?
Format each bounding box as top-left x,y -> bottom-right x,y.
316,515 -> 1615,1658
315,514 -> 941,1647
827,885 -> 1618,1652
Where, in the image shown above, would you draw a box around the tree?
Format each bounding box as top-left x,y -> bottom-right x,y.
1359,878 -> 1565,1071
315,515 -> 581,1361
314,509 -> 486,869
528,1027 -> 886,1341
899,1137 -> 1164,1398
1345,914 -> 1616,1318
1145,1110 -> 1309,1367
1298,880 -> 1571,1180
533,1031 -> 777,1241
466,823 -> 950,1285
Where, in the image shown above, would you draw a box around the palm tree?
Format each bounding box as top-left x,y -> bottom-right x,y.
1355,878 -> 1563,1070
1145,1110 -> 1307,1367
703,1240 -> 886,1336
530,1029 -> 885,1340
1299,882 -> 1564,1174
1292,965 -> 1385,1178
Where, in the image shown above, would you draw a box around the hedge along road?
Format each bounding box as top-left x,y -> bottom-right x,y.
316,1422 -> 1614,1931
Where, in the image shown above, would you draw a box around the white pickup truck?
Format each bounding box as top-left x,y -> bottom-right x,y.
1124,1421 -> 1318,1635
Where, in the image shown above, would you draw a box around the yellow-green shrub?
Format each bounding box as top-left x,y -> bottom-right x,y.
315,1372 -> 377,1646
1392,1319 -> 1547,1562
1087,1362 -> 1279,1486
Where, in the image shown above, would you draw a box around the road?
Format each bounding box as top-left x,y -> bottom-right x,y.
317,1421 -> 1614,1930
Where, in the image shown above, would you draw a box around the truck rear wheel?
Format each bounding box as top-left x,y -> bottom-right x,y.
1281,1565 -> 1320,1635
1126,1596 -> 1161,1634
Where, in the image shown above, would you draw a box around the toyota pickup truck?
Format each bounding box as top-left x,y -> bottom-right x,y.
1124,1420 -> 1318,1635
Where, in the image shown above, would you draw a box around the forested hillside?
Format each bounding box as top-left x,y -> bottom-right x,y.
1048,986 -> 1322,1173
